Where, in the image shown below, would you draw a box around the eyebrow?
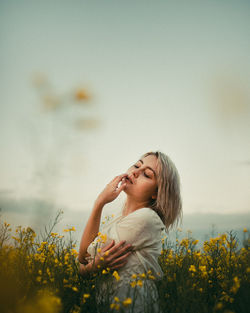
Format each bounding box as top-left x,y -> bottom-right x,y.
138,159 -> 156,177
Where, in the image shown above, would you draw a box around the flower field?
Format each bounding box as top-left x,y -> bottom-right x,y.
0,210 -> 249,313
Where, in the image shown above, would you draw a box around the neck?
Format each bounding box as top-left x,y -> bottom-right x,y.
122,196 -> 148,217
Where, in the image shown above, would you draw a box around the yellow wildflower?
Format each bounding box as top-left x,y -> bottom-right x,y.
189,265 -> 196,272
130,281 -> 137,288
137,280 -> 143,287
215,302 -> 223,310
149,275 -> 156,280
113,271 -> 120,281
83,294 -> 90,299
110,303 -> 120,310
122,298 -> 132,307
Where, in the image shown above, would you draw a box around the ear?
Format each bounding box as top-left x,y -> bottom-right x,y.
151,191 -> 157,200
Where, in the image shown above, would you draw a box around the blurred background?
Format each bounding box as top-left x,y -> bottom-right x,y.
0,0 -> 249,245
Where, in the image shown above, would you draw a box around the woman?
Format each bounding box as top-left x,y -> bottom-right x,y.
78,151 -> 182,312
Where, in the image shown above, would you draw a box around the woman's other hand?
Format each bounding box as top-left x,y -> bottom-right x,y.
96,173 -> 128,206
95,239 -> 134,271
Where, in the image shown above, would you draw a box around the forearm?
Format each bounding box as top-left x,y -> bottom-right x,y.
78,199 -> 104,264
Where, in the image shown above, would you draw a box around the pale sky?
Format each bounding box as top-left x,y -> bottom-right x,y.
0,0 -> 250,235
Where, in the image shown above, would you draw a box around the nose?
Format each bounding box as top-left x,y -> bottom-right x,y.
130,168 -> 140,178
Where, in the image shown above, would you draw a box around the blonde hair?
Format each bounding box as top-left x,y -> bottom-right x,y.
141,151 -> 183,232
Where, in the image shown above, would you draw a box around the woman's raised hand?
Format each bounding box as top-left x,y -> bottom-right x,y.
96,173 -> 128,206
95,239 -> 134,271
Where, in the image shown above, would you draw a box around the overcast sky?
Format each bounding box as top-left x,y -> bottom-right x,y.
0,0 -> 250,235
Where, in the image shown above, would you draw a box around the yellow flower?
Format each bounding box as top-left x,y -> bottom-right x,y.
100,257 -> 104,261
75,88 -> 89,101
102,269 -> 108,274
36,276 -> 42,282
122,298 -> 132,307
113,271 -> 120,281
72,287 -> 78,292
137,280 -> 143,287
130,281 -> 136,288
148,275 -> 156,280
83,294 -> 90,299
189,265 -> 196,272
104,251 -> 109,256
131,274 -> 137,279
139,273 -> 146,278
147,269 -> 152,275
215,302 -> 223,310
243,228 -> 248,232
110,303 -> 120,310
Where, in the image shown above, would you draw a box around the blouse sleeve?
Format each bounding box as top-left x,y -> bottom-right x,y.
115,207 -> 165,251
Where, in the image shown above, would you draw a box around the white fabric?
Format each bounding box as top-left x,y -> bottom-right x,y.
86,207 -> 166,313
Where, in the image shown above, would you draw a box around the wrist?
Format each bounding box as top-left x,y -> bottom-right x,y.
94,198 -> 105,210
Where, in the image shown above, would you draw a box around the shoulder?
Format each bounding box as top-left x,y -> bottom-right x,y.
118,207 -> 163,229
135,207 -> 166,232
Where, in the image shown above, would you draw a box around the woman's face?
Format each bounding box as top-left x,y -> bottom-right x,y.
124,154 -> 158,202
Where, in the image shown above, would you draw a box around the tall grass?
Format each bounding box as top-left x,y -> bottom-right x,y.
0,210 -> 249,313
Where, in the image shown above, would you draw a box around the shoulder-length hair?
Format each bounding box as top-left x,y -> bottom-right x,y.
142,151 -> 183,232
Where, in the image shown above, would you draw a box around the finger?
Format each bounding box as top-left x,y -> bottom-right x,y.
110,252 -> 131,267
108,240 -> 127,255
113,173 -> 128,183
110,261 -> 128,270
102,240 -> 115,252
111,244 -> 132,260
116,181 -> 126,193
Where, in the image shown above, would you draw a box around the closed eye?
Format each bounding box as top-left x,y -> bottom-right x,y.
133,165 -> 150,178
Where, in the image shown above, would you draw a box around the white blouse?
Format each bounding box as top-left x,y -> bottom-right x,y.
86,207 -> 166,313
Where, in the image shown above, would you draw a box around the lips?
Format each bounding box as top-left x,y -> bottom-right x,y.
126,176 -> 133,184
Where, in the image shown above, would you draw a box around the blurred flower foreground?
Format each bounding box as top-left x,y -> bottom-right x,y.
0,210 -> 249,313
